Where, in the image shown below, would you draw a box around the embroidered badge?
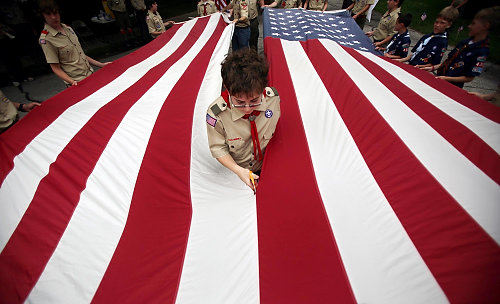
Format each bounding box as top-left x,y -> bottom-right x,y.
39,39 -> 46,44
477,56 -> 486,62
265,109 -> 273,118
206,113 -> 217,127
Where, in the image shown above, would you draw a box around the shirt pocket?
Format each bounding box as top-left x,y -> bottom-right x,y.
58,45 -> 78,64
227,137 -> 245,159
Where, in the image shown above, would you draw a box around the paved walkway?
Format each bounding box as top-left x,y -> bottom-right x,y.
1,2 -> 498,108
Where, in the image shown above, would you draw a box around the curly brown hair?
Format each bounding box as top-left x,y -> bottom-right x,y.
221,48 -> 269,96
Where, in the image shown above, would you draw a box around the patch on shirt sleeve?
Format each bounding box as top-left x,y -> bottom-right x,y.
206,113 -> 217,127
39,39 -> 46,44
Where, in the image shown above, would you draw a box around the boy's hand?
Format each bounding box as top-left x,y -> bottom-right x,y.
366,31 -> 373,36
236,167 -> 259,191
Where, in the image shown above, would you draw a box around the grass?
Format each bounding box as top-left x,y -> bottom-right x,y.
373,1 -> 500,63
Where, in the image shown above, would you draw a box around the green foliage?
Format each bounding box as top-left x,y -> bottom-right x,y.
374,0 -> 499,63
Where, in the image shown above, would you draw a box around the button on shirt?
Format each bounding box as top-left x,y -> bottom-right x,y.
372,7 -> 400,41
409,32 -> 448,66
206,88 -> 281,172
146,10 -> 166,38
385,30 -> 411,58
437,37 -> 489,88
233,0 -> 250,27
39,23 -> 93,83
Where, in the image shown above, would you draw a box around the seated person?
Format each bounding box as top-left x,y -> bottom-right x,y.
347,0 -> 374,29
39,0 -> 110,87
198,0 -> 218,17
0,90 -> 40,134
304,0 -> 327,12
365,0 -> 403,48
145,0 -> 174,38
379,13 -> 412,59
397,8 -> 457,66
206,49 -> 281,191
423,7 -> 498,88
262,0 -> 303,9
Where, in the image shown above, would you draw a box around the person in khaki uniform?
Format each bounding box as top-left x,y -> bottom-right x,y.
262,0 -> 303,9
305,0 -> 327,12
347,0 -> 374,29
131,0 -> 150,42
365,0 -> 402,47
145,0 -> 174,38
107,0 -> 133,35
198,0 -> 218,17
38,0 -> 109,86
206,49 -> 280,191
0,90 -> 40,134
222,0 -> 251,50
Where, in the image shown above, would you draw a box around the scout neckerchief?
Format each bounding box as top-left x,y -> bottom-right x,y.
410,32 -> 447,61
202,1 -> 208,15
221,90 -> 264,162
437,38 -> 489,75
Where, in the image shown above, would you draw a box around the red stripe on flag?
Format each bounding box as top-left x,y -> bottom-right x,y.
0,19 -> 209,304
383,57 -> 500,124
343,47 -> 500,184
91,18 -> 227,303
304,39 -> 500,303
257,37 -> 356,304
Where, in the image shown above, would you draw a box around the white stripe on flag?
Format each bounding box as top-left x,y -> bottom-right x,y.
360,51 -> 500,153
321,40 -> 500,244
26,15 -> 222,303
280,39 -> 448,303
175,24 -> 260,304
0,19 -> 198,252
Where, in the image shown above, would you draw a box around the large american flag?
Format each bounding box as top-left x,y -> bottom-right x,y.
0,11 -> 499,303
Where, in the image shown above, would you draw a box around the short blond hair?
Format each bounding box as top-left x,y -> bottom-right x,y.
438,6 -> 459,23
474,6 -> 500,32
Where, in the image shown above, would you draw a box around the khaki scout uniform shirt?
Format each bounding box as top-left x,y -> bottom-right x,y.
277,0 -> 301,9
198,0 -> 218,16
206,87 -> 281,172
248,0 -> 258,20
233,0 -> 250,27
107,0 -> 126,12
39,23 -> 93,83
0,90 -> 18,132
372,7 -> 400,41
130,0 -> 146,10
308,0 -> 326,11
352,0 -> 374,16
146,10 -> 166,38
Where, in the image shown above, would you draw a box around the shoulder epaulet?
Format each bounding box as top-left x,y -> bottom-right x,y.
264,87 -> 278,97
211,91 -> 230,115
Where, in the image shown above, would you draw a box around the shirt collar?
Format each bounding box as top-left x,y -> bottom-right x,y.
45,23 -> 69,36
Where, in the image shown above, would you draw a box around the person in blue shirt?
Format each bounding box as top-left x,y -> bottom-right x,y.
422,7 -> 498,88
397,8 -> 456,66
377,13 -> 412,59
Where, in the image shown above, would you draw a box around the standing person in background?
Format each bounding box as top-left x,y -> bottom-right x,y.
222,0 -> 251,50
424,7 -> 498,88
107,0 -> 133,36
347,0 -> 374,29
378,13 -> 412,59
304,0 -> 327,12
365,0 -> 403,48
248,0 -> 260,51
131,0 -> 150,43
145,0 -> 174,39
38,0 -> 110,87
397,7 -> 457,66
198,0 -> 218,17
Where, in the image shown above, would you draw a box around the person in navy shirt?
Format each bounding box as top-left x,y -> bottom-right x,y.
378,13 -> 412,59
422,7 -> 498,88
397,8 -> 456,66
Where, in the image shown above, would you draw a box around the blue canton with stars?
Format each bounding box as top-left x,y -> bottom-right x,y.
263,8 -> 379,54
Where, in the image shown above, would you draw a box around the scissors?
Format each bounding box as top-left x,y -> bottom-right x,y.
249,170 -> 256,195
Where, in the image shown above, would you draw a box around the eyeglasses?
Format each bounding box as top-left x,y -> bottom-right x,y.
230,94 -> 263,108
